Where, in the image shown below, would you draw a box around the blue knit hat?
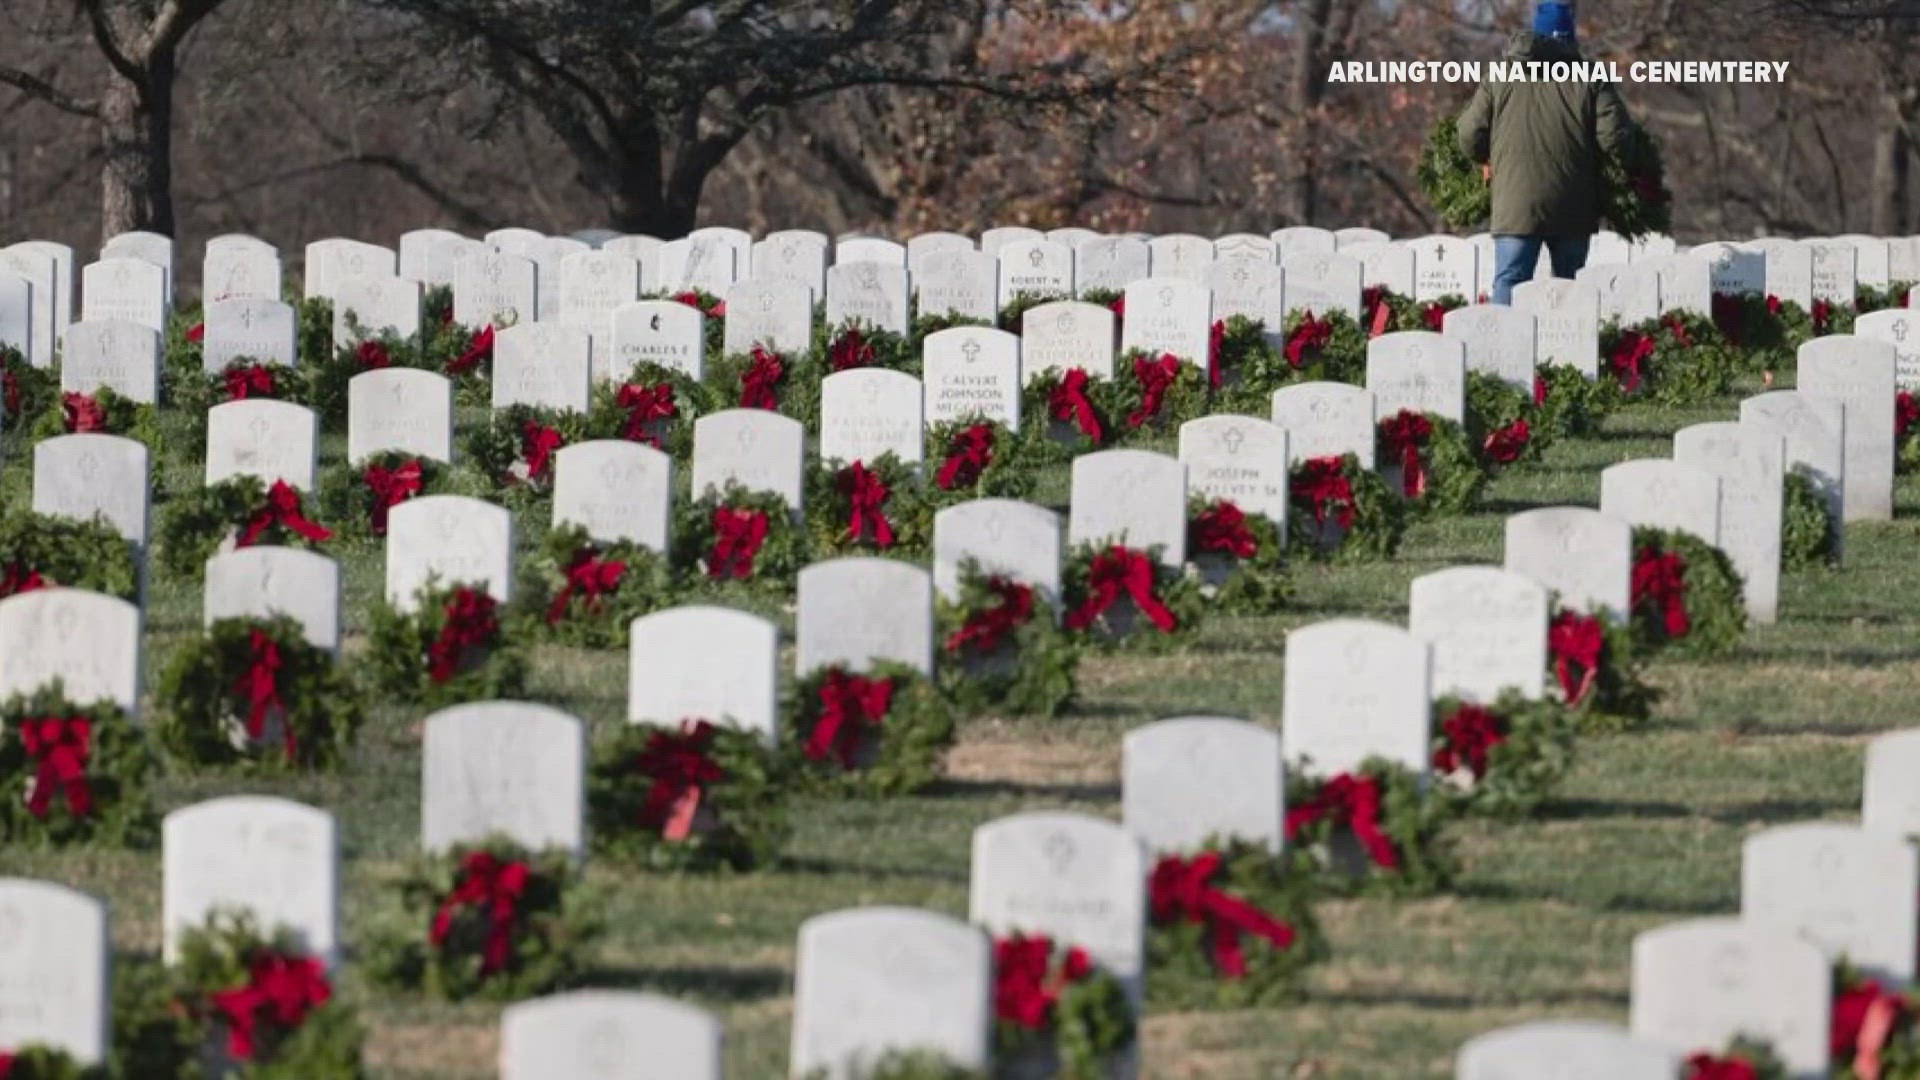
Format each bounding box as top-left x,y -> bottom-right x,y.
1533,2 -> 1576,39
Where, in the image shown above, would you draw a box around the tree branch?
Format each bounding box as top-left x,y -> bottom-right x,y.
76,0 -> 147,84
0,63 -> 100,119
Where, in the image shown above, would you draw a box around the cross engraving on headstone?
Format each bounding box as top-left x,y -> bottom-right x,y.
1222,427 -> 1245,454
1157,286 -> 1175,307
1042,832 -> 1076,874
1028,248 -> 1045,268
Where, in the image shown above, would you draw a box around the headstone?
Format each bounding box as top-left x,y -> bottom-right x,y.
485,228 -> 545,255
397,228 -> 472,288
302,238 -> 397,302
1599,459 -> 1721,546
1503,507 -> 1633,621
1576,263 -> 1661,326
819,368 -> 924,466
1864,729 -> 1920,837
1470,234 -> 1496,299
559,251 -> 641,354
791,907 -> 992,1079
1853,309 -> 1920,390
60,320 -> 160,402
1049,227 -> 1102,250
454,248 -> 538,329
1075,236 -> 1153,297
1213,234 -> 1276,263
980,226 -> 1044,258
607,300 -> 703,383
1797,335 -> 1896,520
1838,235 -> 1892,288
998,238 -> 1075,300
1122,717 -> 1284,854
1443,304 -> 1536,393
80,258 -> 165,332
1068,449 -> 1187,566
627,606 -> 778,743
204,235 -> 282,303
1747,240 -> 1815,311
1629,918 -> 1830,1077
912,249 -> 997,323
922,327 -> 1020,428
795,557 -> 933,678
1587,231 -> 1631,266
331,275 -> 422,350
162,796 -> 338,966
0,878 -> 109,1065
205,399 -> 318,491
0,242 -> 59,367
203,297 -> 297,372
1456,1021 -> 1681,1080
0,588 -> 142,716
348,368 -> 454,464
1691,242 -> 1766,296
1742,822 -> 1919,986
1347,241 -> 1416,297
603,235 -> 665,292
529,237 -> 590,322
931,499 -> 1061,607
752,231 -> 829,302
1206,258 -> 1287,330
501,990 -> 721,1080
1413,236 -> 1478,301
32,434 -> 149,547
1334,227 -> 1391,250
384,495 -> 515,609
1272,227 -> 1338,260
0,274 -> 31,372
721,279 -> 812,358
421,701 -> 585,858
492,322 -> 593,412
1810,239 -> 1859,306
825,262 -> 910,336
688,227 -> 753,280
1513,279 -> 1601,376
1177,415 -> 1289,533
906,231 -> 975,267
691,410 -> 806,511
1673,422 -> 1785,624
1651,254 -> 1713,319
836,237 -> 907,268
1281,251 -> 1363,320
1366,331 -> 1466,421
1408,566 -> 1548,702
1283,619 -> 1432,775
1020,300 -> 1116,382
1741,390 -> 1846,562
1148,233 -> 1215,283
204,547 -> 340,653
1890,237 -> 1920,285
552,441 -> 672,553
101,230 -> 173,300
1119,277 -> 1212,365
1628,234 -> 1678,263
1270,381 -> 1376,467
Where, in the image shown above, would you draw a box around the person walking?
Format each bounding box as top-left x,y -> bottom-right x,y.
1457,2 -> 1641,304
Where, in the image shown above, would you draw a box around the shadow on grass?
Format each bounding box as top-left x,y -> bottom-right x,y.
1308,985 -> 1629,1011
1535,797 -> 1691,821
929,777 -> 1121,803
576,962 -> 789,1003
1454,877 -> 1726,916
776,855 -> 969,885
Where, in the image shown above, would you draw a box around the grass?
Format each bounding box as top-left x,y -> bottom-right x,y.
6,385 -> 1919,1079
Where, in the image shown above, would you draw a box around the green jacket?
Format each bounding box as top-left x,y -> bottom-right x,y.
1456,32 -> 1638,237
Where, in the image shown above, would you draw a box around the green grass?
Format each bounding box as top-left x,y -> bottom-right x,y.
6,391 -> 1919,1078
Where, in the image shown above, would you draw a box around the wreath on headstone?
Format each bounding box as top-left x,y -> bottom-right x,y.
1710,291 -> 1796,375
1360,287 -> 1471,338
155,476 -> 333,579
1208,314 -> 1280,410
925,416 -> 1037,507
1059,542 -> 1206,654
171,357 -> 315,456
1108,350 -> 1210,438
1544,606 -> 1657,733
154,615 -> 363,772
462,404 -> 590,499
1601,312 -> 1741,406
30,386 -> 161,445
1145,839 -> 1329,1009
513,523 -> 678,648
586,360 -> 717,460
998,290 -> 1072,333
672,483 -> 810,602
912,310 -> 994,347
0,681 -> 155,846
1897,390 -> 1919,474
308,323 -> 452,426
1429,691 -> 1578,818
588,719 -> 790,871
1826,964 -> 1920,1080
813,319 -> 917,377
804,454 -> 933,558
1283,757 -> 1455,898
1782,469 -> 1840,571
796,1051 -> 982,1080
1683,1038 -> 1787,1080
1629,527 -> 1747,659
787,662 -> 955,796
0,511 -> 140,601
935,561 -> 1079,719
1375,409 -> 1486,517
1286,454 -> 1405,563
1264,309 -> 1368,386
1184,496 -> 1292,616
316,451 -> 475,544
991,933 -> 1136,1080
365,837 -> 602,1002
1531,363 -> 1619,439
1465,372 -> 1551,468
0,1046 -> 95,1080
0,344 -> 57,428
1020,367 -> 1116,461
365,579 -> 529,708
658,288 -> 728,359
704,345 -> 806,418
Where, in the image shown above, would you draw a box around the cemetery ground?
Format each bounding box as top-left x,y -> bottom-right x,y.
7,390 -> 1916,1079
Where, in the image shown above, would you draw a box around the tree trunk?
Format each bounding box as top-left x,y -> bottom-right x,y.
1871,102 -> 1908,235
97,54 -> 174,241
1286,0 -> 1336,225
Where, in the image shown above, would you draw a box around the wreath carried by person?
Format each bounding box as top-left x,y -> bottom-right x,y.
316,451 -> 473,544
461,405 -> 590,499
1429,691 -> 1578,818
1544,606 -> 1658,732
0,681 -> 155,847
1782,469 -> 1840,571
925,417 -> 1037,507
1146,840 -> 1329,1009
365,837 -> 602,1002
1059,543 -> 1205,653
1185,497 -> 1292,616
1286,454 -> 1405,562
1020,366 -> 1115,460
672,483 -> 810,603
787,662 -> 955,796
156,476 -> 333,578
935,561 -> 1079,719
1420,110 -> 1671,239
588,719 -> 790,871
0,511 -> 140,600
1375,409 -> 1486,516
365,580 -> 529,708
30,386 -> 162,444
586,360 -> 717,460
991,933 -> 1135,1080
513,524 -> 678,648
154,615 -> 363,772
1629,527 -> 1747,659
1283,757 -> 1454,898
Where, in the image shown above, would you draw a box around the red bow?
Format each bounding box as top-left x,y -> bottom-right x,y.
1632,546 -> 1690,638
1896,391 -> 1917,441
1292,457 -> 1356,528
840,461 -> 895,549
187,322 -> 205,343
993,935 -> 1092,1031
1127,353 -> 1180,429
1108,295 -> 1125,319
1683,1053 -> 1759,1080
1149,852 -> 1296,978
1191,500 -> 1257,559
1432,704 -> 1507,778
1609,332 -> 1655,393
223,363 -> 276,401
707,506 -> 769,579
1047,367 -> 1104,444
1766,294 -> 1783,317
426,588 -> 499,684
519,422 -> 563,481
829,327 -> 876,372
240,480 -> 333,547
545,548 -> 627,625
0,562 -> 46,598
1361,288 -> 1389,337
636,720 -> 724,841
1207,319 -> 1226,388
356,341 -> 391,370
1664,314 -> 1692,347
944,577 -> 1035,657
805,669 -> 894,768
1285,773 -> 1397,868
20,716 -> 92,818
615,382 -> 677,446
1378,410 -> 1432,499
936,423 -> 995,491
1284,312 -> 1333,369
448,324 -> 494,376
362,458 -> 423,537
1482,418 -> 1530,464
1532,374 -> 1548,407
63,392 -> 107,433
740,347 -> 784,410
1421,302 -> 1447,331
672,291 -> 724,319
1065,545 -> 1177,634
1,363 -> 21,419
1834,978 -> 1906,1080
231,629 -> 297,760
1812,299 -> 1834,335
1548,611 -> 1605,705
210,951 -> 332,1061
430,851 -> 530,976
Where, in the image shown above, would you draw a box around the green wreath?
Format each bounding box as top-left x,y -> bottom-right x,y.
1430,691 -> 1578,819
998,290 -> 1073,332
647,287 -> 727,359
1145,839 -> 1329,1010
1710,291 -> 1796,375
798,1051 -> 982,1080
925,416 -> 1037,507
1185,496 -> 1292,616
1286,453 -> 1406,563
1782,469 -> 1840,571
162,306 -> 204,390
585,360 -> 719,461
1284,757 -> 1455,898
1255,309 -> 1369,388
703,346 -> 809,419
911,311 -> 994,349
0,1046 -> 97,1080
294,296 -> 333,367
1059,542 -> 1207,654
1210,314 -> 1285,413
787,662 -> 955,796
316,451 -> 478,545
992,933 -> 1135,1080
364,579 -> 529,709
0,510 -> 139,600
172,353 -> 314,430
513,523 -> 679,648
672,484 -> 810,603
1545,606 -> 1658,733
0,681 -> 155,847
461,404 -> 591,498
1531,362 -> 1619,439
156,475 -> 333,579
588,720 -> 791,871
0,343 -> 58,429
804,453 -> 933,558
1376,409 -> 1486,517
30,385 -> 162,445
154,615 -> 364,772
811,319 -> 917,377
935,560 -> 1079,719
1601,312 -> 1741,406
1019,368 -> 1116,462
1466,371 -> 1552,466
1898,391 -> 1919,474
1109,350 -> 1211,439
364,837 -> 603,1002
1630,527 -> 1747,659
1829,962 -> 1920,1080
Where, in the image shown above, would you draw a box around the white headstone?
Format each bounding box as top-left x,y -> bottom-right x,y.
826,262 -> 910,336
32,434 -> 149,547
559,251 -> 642,354
1751,240 -> 1815,311
397,228 -> 472,288
628,606 -> 778,743
205,399 -> 318,491
1177,415 -> 1290,532
454,248 -> 539,328
0,273 -> 35,363
1742,822 -> 1919,986
603,235 -> 665,292
1409,566 -> 1548,702
1797,335 -> 1895,520
0,588 -> 142,717
1273,227 -> 1338,260
303,238 -> 397,303
1513,279 -> 1601,376
1283,619 -> 1431,776
836,237 -> 907,268
608,300 -> 704,383
1020,300 -> 1116,382
1503,507 -> 1632,621
0,243 -> 58,367
998,239 -> 1075,301
691,410 -> 806,511
203,547 -> 340,654
980,227 -> 1044,258
1120,278 -> 1212,364
1629,918 -> 1830,1077
492,322 -> 593,412
1335,227 -> 1391,250
1691,242 -> 1766,296
1673,422 -> 1784,624
1854,309 -> 1920,391
922,327 -> 1020,428
1281,252 -> 1363,320
795,557 -> 934,677
204,297 -> 297,372
1122,717 -> 1284,854
1413,236 -> 1478,301
932,499 -> 1062,608
1148,233 -> 1216,283
722,279 -> 812,358
1443,304 -> 1537,393
1206,258 -> 1288,330
1366,331 -> 1467,422
422,701 -> 585,858
1348,241 -> 1416,297
1741,391 -> 1846,562
162,796 -> 338,966
1068,449 -> 1187,566
331,274 -> 422,349
553,441 -> 672,553
913,249 -> 998,322
819,368 -> 924,467
1839,235 -> 1892,288
60,319 -> 159,402
0,878 -> 109,1065
1270,381 -> 1376,467
1863,728 -> 1920,838
501,990 -> 721,1080
1456,1020 -> 1681,1080
348,368 -> 454,464
1075,237 -> 1152,297
1810,239 -> 1859,306
1599,459 -> 1721,546
100,231 -> 173,303
1214,234 -> 1277,262
752,231 -> 828,301
1575,263 -> 1661,327
384,495 -> 515,610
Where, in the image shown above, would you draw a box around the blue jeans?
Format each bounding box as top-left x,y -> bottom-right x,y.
1491,235 -> 1591,305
